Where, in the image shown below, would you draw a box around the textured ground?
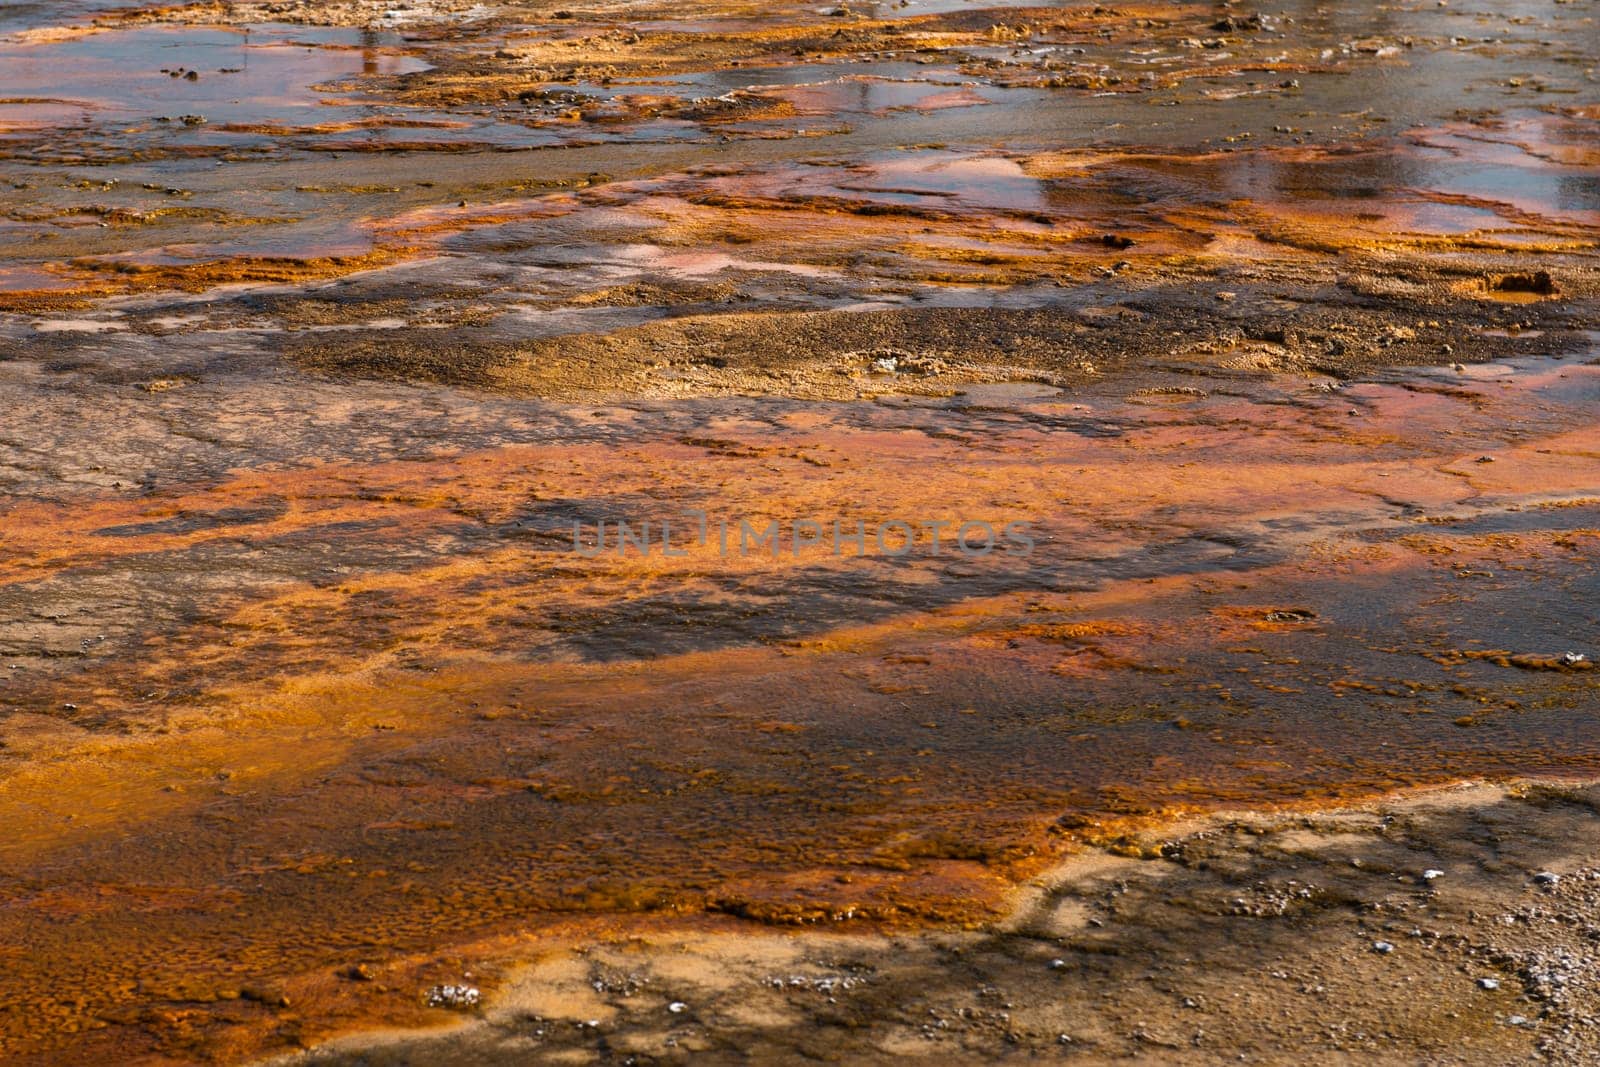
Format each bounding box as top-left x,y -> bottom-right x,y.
1,0 -> 1598,1063
280,781 -> 1600,1066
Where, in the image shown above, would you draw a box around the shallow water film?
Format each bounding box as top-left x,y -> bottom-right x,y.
1,0 -> 1598,1063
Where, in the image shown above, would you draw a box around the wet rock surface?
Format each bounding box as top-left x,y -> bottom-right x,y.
281,782 -> 1600,1065
1,0 -> 1598,1063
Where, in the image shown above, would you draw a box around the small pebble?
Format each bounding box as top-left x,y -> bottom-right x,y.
425,984 -> 481,1010
1479,978 -> 1500,990
1372,941 -> 1395,954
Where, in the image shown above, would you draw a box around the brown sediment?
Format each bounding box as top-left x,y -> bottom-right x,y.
12,123 -> 1597,314
3,0 -> 1600,1062
270,778 -> 1600,1066
1,345 -> 1598,1062
0,0 -> 1594,311
0,250 -> 405,309
210,119 -> 474,136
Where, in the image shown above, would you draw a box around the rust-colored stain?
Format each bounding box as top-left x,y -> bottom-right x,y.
3,355 -> 1599,1062
3,0 -> 1600,1061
